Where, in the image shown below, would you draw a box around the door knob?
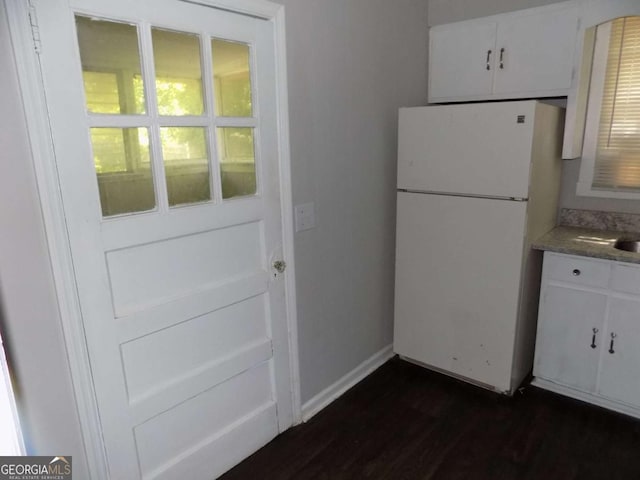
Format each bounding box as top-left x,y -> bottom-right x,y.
273,260 -> 286,273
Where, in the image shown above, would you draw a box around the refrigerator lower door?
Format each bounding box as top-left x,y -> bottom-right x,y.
394,192 -> 527,393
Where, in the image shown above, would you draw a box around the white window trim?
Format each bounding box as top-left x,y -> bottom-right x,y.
0,332 -> 25,456
578,18 -> 640,200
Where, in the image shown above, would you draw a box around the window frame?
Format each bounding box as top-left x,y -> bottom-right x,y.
578,17 -> 640,199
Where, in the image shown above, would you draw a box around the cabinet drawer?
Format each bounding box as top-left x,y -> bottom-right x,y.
612,263 -> 640,296
544,253 -> 611,289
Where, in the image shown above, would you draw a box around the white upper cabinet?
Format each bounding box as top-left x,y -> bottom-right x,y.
429,22 -> 496,100
429,2 -> 581,103
493,6 -> 579,95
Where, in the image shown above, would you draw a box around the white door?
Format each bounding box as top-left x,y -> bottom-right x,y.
598,296 -> 640,406
493,4 -> 579,96
429,21 -> 497,100
534,284 -> 606,393
33,0 -> 293,478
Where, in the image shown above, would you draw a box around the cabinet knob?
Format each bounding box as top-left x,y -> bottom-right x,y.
572,269 -> 581,276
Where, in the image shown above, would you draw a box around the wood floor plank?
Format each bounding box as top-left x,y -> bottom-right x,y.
221,358 -> 640,480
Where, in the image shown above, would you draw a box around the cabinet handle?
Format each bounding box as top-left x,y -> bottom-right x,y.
499,48 -> 505,69
486,50 -> 492,70
591,328 -> 599,349
572,269 -> 581,276
609,332 -> 617,354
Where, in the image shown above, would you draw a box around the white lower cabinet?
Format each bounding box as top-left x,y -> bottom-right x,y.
535,284 -> 606,393
598,296 -> 640,406
534,252 -> 640,418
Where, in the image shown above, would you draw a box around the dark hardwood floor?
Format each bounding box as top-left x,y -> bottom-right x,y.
222,358 -> 640,479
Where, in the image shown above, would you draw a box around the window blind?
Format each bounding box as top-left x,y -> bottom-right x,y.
593,17 -> 640,191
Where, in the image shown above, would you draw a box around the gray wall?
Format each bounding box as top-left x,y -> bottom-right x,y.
0,3 -> 89,477
428,0 -> 564,25
273,0 -> 429,403
0,0 -> 429,472
428,0 -> 640,214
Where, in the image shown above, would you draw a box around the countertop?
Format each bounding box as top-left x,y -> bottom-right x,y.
533,226 -> 640,265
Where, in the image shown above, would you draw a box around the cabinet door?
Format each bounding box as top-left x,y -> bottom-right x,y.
534,284 -> 607,392
493,5 -> 579,96
598,297 -> 640,407
429,21 -> 496,101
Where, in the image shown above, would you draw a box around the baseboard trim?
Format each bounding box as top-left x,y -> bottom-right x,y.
531,377 -> 640,420
301,345 -> 394,422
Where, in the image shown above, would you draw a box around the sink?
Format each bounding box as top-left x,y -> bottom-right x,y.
614,238 -> 640,253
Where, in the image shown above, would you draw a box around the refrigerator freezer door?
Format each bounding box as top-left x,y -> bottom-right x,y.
393,192 -> 527,392
397,101 -> 536,199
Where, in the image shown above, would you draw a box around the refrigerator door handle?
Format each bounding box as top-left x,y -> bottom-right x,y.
397,188 -> 528,202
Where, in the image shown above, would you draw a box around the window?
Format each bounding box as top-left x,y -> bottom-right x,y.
76,16 -> 259,216
579,17 -> 640,198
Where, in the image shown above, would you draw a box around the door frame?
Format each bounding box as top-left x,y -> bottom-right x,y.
5,0 -> 301,477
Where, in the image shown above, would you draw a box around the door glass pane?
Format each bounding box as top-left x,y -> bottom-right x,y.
160,127 -> 211,206
216,128 -> 256,199
212,39 -> 253,117
90,128 -> 155,217
76,16 -> 146,114
152,29 -> 205,116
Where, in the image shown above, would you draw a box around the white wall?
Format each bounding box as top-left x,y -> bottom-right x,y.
0,0 -> 429,471
428,0 -> 640,214
272,0 -> 429,403
0,2 -> 89,477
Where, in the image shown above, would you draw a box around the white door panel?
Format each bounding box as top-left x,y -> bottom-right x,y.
533,284 -> 606,393
599,297 -> 640,406
106,222 -> 263,315
134,362 -> 274,479
34,0 -> 292,477
394,192 -> 527,392
397,101 -> 536,199
121,295 -> 269,402
429,22 -> 497,100
493,5 -> 578,95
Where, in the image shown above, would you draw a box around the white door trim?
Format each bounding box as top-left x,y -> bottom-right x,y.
5,0 -> 300,478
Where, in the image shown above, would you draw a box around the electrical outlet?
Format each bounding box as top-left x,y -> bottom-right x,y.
294,202 -> 315,232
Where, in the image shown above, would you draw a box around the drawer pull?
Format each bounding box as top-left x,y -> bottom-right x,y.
591,328 -> 599,349
609,332 -> 617,354
499,47 -> 505,69
572,269 -> 581,276
486,50 -> 492,70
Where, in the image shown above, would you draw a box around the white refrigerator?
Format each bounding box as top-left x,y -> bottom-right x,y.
394,100 -> 564,394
